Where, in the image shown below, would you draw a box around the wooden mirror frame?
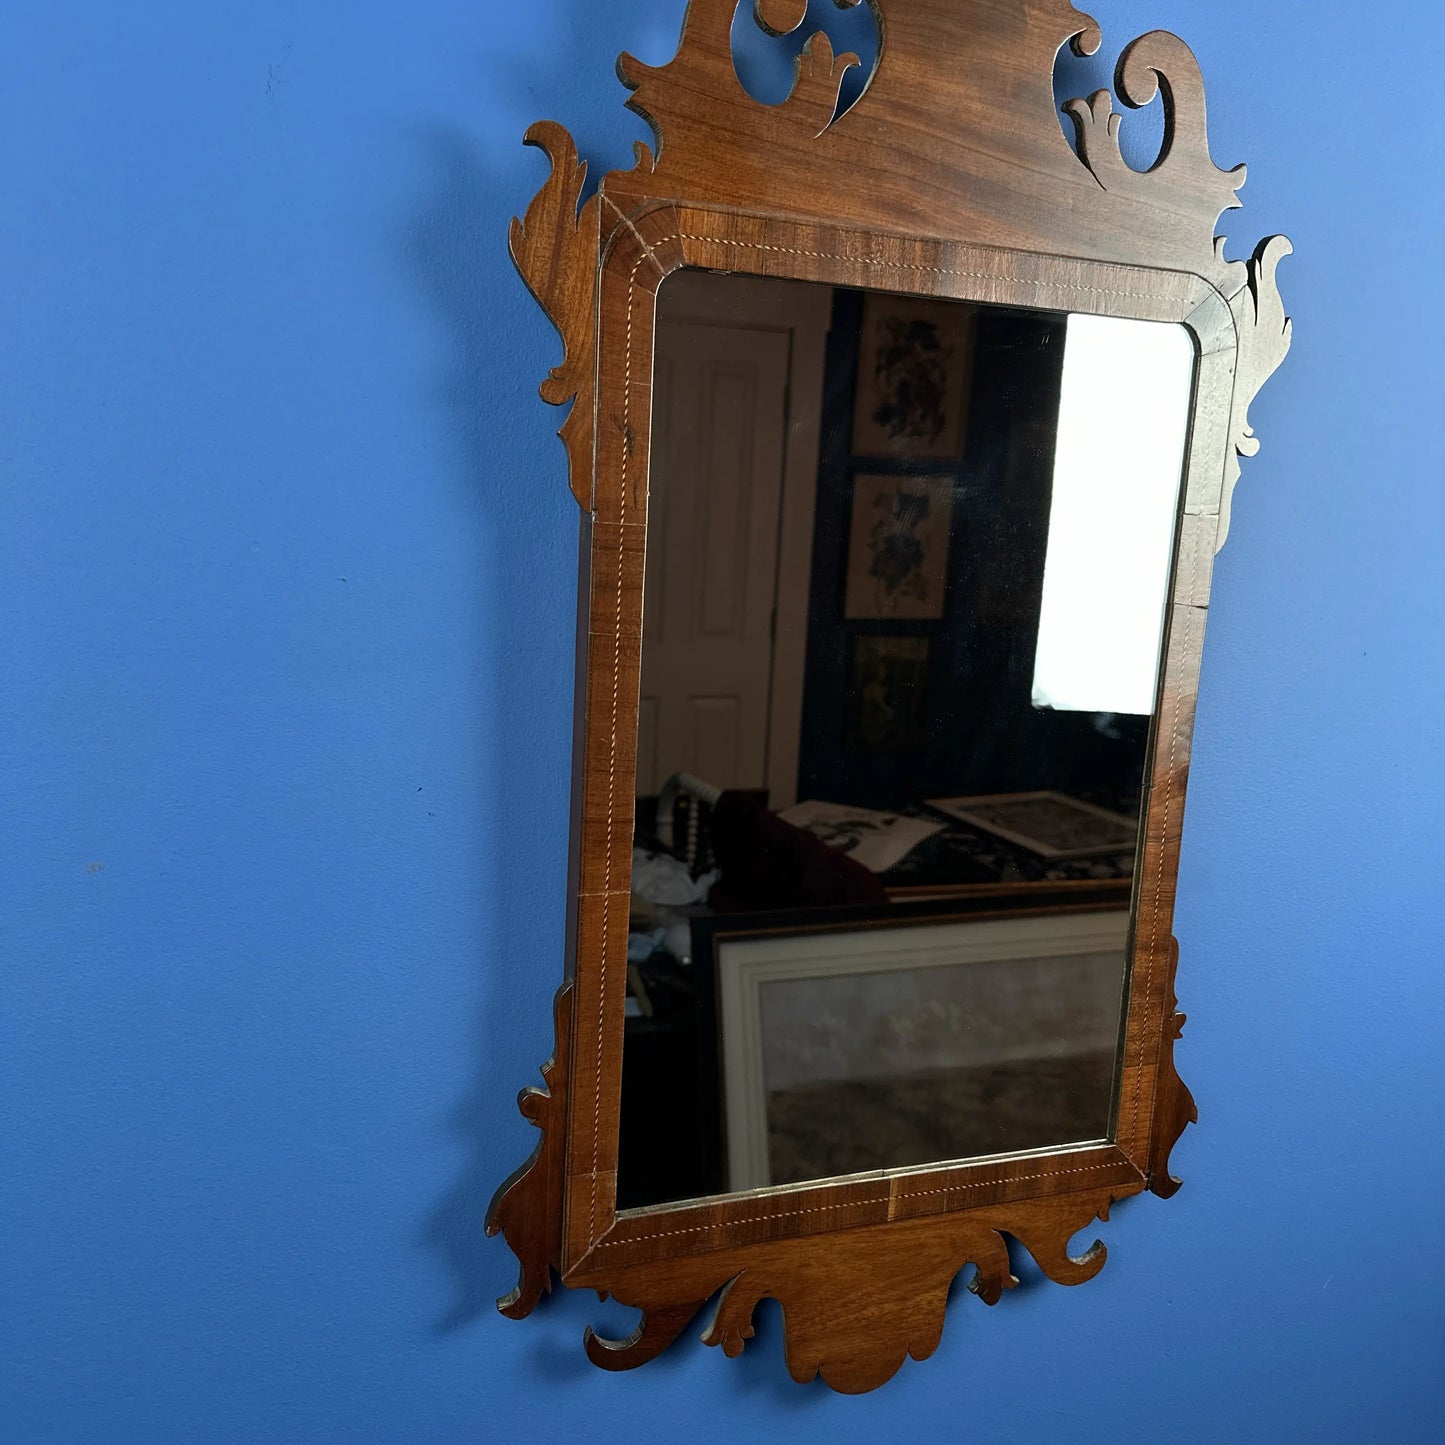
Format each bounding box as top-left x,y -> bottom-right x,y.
487,0 -> 1292,1394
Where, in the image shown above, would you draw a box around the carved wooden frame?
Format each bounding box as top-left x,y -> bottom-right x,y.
487,0 -> 1291,1394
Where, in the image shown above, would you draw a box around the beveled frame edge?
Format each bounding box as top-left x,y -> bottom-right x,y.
560,207 -> 1228,1280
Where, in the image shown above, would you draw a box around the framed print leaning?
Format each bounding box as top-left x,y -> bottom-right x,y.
713,908 -> 1131,1191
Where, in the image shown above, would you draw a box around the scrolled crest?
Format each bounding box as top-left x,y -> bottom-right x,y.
508,124 -> 600,507
1066,31 -> 1247,282
1221,235 -> 1295,548
484,985 -> 573,1320
510,1 -> 1289,524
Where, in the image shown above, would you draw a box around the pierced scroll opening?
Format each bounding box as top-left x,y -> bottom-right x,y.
730,0 -> 880,123
1053,36 -> 1167,175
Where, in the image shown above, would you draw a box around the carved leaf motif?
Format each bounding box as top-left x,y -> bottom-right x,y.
484,984 -> 573,1319
603,3 -> 1247,291
750,0 -> 871,135
786,31 -> 862,138
1147,939 -> 1199,1198
1219,235 -> 1294,550
516,1 -> 1288,518
1118,32 -> 1245,197
581,1191 -> 1127,1394
618,0 -> 758,125
621,0 -> 865,150
1063,89 -> 1128,191
508,124 -> 600,508
1066,30 -> 1245,270
583,1302 -> 705,1372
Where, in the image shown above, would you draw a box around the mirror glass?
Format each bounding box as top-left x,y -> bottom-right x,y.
618,270 -> 1195,1211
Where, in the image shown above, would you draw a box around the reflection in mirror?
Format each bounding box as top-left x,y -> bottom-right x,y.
618,270 -> 1194,1212
1033,316 -> 1195,714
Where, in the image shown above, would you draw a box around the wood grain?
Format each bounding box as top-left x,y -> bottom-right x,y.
1148,939 -> 1200,1199
493,0 -> 1293,1391
484,984 -> 573,1319
580,1186 -> 1131,1394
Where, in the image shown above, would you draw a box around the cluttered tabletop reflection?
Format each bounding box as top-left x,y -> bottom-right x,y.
619,774 -> 1138,1211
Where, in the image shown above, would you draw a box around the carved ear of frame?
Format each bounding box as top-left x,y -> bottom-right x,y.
490,0 -> 1290,1395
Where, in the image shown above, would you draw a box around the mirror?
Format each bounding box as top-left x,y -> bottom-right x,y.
488,0 -> 1292,1391
619,271 -> 1195,1210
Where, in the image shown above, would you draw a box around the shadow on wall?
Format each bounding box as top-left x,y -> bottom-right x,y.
403,121 -> 577,1336
404,1 -> 664,1346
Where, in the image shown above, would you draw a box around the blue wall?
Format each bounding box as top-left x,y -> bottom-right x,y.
3,3 -> 1441,1440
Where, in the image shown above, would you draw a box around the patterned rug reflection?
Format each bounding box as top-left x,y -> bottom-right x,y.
764,1050 -> 1117,1186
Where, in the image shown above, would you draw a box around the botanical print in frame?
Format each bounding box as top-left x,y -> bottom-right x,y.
844,473 -> 953,619
716,909 -> 1131,1191
927,791 -> 1139,860
845,634 -> 929,752
852,294 -> 975,459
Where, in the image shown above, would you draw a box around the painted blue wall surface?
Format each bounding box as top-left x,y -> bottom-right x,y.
3,2 -> 1442,1440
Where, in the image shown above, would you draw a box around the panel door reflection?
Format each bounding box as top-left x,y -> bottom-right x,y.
617,270 -> 1194,1211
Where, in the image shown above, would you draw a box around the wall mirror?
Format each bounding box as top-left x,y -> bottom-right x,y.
488,0 -> 1291,1393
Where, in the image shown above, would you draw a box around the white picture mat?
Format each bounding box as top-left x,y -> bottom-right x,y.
779,799 -> 945,874
718,909 -> 1130,1192
1031,314 -> 1194,716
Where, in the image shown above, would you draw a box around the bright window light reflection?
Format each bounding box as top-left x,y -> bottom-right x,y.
1031,314 -> 1195,716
